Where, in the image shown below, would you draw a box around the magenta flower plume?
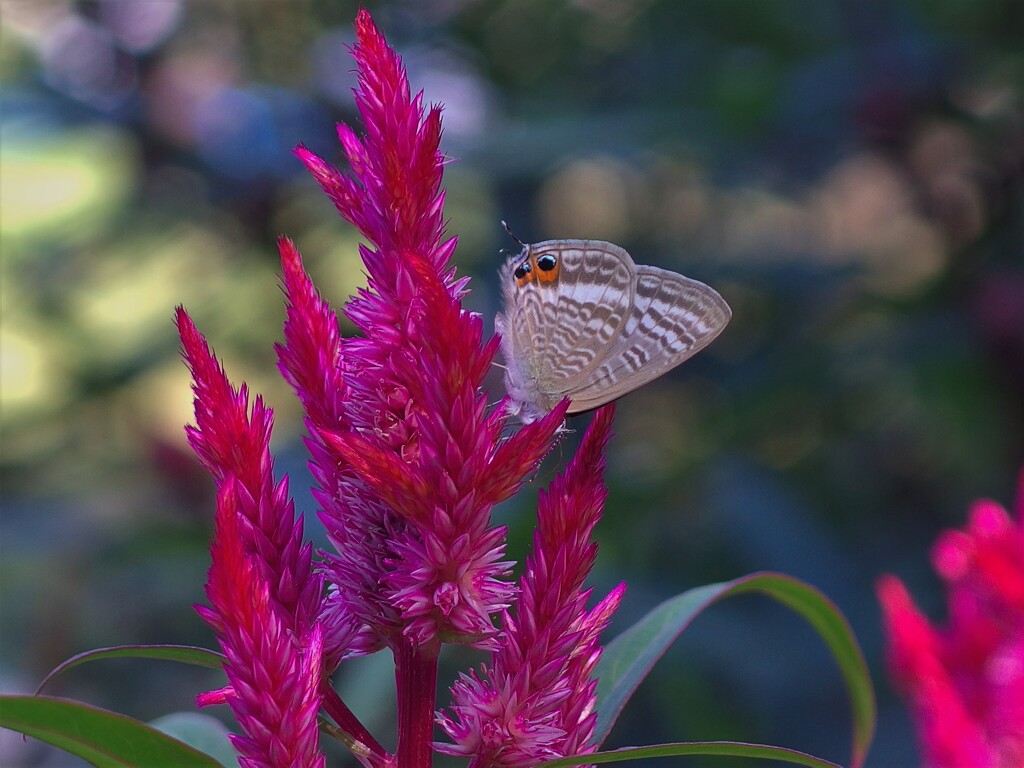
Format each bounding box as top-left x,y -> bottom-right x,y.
280,9 -> 567,657
437,405 -> 625,768
877,470 -> 1024,768
177,307 -> 321,638
201,479 -> 325,768
179,10 -> 622,767
178,307 -> 329,765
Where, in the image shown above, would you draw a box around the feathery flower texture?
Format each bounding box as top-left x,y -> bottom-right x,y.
178,309 -> 325,768
179,9 -> 621,768
878,471 -> 1024,768
438,405 -> 624,768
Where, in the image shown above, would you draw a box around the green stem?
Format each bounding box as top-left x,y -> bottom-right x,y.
319,680 -> 391,767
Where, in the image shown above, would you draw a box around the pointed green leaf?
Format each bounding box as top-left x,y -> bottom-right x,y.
538,741 -> 842,767
594,572 -> 874,768
36,645 -> 225,694
0,695 -> 224,768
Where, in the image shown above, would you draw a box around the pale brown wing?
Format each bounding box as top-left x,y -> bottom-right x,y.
564,265 -> 731,413
506,241 -> 635,407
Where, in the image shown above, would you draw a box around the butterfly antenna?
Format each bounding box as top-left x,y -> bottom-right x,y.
501,220 -> 526,248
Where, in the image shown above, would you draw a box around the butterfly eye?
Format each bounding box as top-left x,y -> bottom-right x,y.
536,253 -> 558,272
513,261 -> 532,280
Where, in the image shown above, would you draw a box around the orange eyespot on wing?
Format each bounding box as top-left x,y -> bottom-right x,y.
534,252 -> 560,284
513,258 -> 535,287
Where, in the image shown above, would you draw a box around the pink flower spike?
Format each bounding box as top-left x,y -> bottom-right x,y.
277,9 -> 578,766
281,11 -> 565,656
275,237 -> 346,429
177,307 -> 321,638
298,9 -> 446,261
878,469 -> 1024,768
438,405 -> 625,767
203,479 -> 326,768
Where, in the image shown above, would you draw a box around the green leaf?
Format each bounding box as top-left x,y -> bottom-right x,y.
0,695 -> 224,768
594,572 -> 875,768
538,741 -> 841,767
36,645 -> 225,694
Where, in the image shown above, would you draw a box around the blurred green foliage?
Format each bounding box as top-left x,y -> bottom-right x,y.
1,1 -> 1021,766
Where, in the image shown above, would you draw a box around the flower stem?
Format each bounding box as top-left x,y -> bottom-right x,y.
394,638 -> 440,768
320,680 -> 391,767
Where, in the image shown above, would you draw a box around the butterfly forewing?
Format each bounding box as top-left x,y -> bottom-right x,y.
511,241 -> 634,395
563,266 -> 731,412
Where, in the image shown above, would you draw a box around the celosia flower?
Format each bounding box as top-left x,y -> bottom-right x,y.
280,9 -> 567,656
177,309 -> 325,767
877,471 -> 1024,768
437,406 -> 626,768
203,479 -> 325,768
180,9 -> 621,767
178,308 -> 321,637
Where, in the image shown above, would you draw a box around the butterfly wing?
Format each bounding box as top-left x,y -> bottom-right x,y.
564,265 -> 731,413
501,240 -> 635,413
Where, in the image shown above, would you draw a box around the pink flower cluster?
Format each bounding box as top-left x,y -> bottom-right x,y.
177,10 -> 622,768
878,472 -> 1024,768
437,406 -> 625,768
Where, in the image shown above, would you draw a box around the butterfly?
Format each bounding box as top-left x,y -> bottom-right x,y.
495,238 -> 731,423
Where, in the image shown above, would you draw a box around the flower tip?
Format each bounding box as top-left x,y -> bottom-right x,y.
967,499 -> 1012,537
174,304 -> 193,333
607,580 -> 628,604
875,573 -> 907,605
354,8 -> 379,41
932,530 -> 973,580
196,685 -> 234,709
589,402 -> 616,438
293,147 -> 317,166
590,581 -> 627,626
293,144 -> 328,175
278,236 -> 303,274
875,572 -> 897,589
545,398 -> 571,426
175,307 -> 209,363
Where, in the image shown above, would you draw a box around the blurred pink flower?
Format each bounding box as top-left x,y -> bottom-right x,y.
878,471 -> 1024,768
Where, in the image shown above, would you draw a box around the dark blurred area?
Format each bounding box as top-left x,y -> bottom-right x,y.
1,1 -> 1021,766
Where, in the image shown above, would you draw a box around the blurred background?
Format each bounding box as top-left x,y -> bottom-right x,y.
1,1 -> 1021,766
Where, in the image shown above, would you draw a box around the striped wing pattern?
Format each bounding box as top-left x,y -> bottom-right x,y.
564,265 -> 731,412
507,242 -> 634,408
498,239 -> 731,420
